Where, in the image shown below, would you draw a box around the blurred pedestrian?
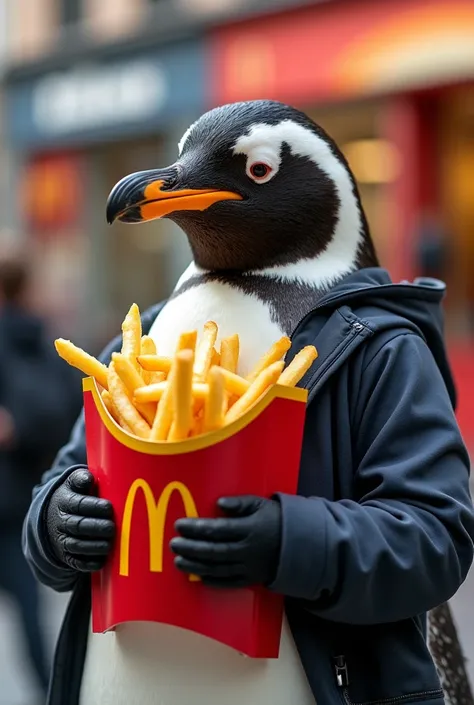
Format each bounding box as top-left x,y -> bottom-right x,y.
414,209 -> 450,281
0,255 -> 80,702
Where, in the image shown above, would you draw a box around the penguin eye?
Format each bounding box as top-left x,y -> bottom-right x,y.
248,162 -> 272,182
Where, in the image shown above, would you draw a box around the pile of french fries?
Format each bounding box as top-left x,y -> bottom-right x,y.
54,304 -> 318,442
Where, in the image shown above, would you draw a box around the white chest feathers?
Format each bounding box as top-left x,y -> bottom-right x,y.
148,280 -> 284,377
80,618 -> 315,705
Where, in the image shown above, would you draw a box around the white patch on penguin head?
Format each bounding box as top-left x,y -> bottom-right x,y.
178,120 -> 198,155
233,119 -> 364,289
232,130 -> 282,185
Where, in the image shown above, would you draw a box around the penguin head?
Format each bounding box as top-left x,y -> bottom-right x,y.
107,100 -> 377,273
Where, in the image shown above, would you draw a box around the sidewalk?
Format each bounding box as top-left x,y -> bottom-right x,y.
0,586 -> 68,705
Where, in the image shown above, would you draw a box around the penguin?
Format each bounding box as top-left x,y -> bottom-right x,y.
106,100 -> 377,376
99,100 -> 470,705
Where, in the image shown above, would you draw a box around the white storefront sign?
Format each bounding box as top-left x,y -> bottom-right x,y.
32,60 -> 168,135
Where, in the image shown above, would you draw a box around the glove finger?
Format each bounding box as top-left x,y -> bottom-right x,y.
62,536 -> 113,556
202,576 -> 250,589
60,514 -> 115,540
64,554 -> 107,573
170,537 -> 242,563
68,468 -> 95,494
217,495 -> 263,517
59,492 -> 113,519
175,517 -> 248,542
174,556 -> 245,578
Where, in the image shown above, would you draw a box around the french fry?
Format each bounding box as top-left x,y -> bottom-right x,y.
278,346 -> 318,387
134,380 -> 208,404
211,348 -> 220,367
54,339 -> 109,390
192,396 -> 205,416
220,335 -> 239,373
176,330 -> 198,353
107,362 -> 151,439
220,334 -> 239,413
246,336 -> 291,382
219,367 -> 250,396
111,353 -> 157,425
148,371 -> 167,385
168,350 -> 194,441
101,389 -> 133,433
193,321 -> 218,381
191,408 -> 204,436
101,389 -> 119,422
140,336 -> 157,384
112,353 -> 146,393
225,361 -> 285,424
227,393 -> 240,409
121,303 -> 142,372
204,366 -> 225,433
137,355 -> 172,374
140,336 -> 156,356
149,361 -> 176,441
134,381 -> 167,402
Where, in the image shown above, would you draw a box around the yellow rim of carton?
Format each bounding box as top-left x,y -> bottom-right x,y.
83,376 -> 307,455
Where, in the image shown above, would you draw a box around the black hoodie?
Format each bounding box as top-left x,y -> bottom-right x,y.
301,267 -> 456,404
22,268 -> 474,705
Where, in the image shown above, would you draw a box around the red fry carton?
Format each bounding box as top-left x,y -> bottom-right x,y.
83,377 -> 307,658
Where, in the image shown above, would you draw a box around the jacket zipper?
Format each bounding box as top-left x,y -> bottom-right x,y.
334,655 -> 353,705
332,655 -> 444,705
298,319 -> 367,398
288,278 -> 441,344
289,301 -> 333,342
288,289 -> 366,342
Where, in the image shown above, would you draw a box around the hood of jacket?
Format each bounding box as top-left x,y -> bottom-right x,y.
310,267 -> 456,407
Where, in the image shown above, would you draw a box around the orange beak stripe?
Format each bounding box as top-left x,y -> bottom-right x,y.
137,180 -> 243,221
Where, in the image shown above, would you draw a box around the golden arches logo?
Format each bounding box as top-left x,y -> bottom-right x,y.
120,479 -> 199,581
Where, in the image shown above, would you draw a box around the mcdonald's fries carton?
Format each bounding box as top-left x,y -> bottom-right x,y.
83,377 -> 308,659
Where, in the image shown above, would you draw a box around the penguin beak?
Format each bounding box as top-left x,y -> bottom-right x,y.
106,167 -> 242,224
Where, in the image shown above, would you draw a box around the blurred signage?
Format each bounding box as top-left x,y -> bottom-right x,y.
176,0 -> 332,19
209,0 -> 474,105
21,152 -> 83,231
5,39 -> 206,148
32,61 -> 167,135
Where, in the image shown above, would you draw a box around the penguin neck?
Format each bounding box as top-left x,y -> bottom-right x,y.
172,246 -> 366,337
172,198 -> 377,335
176,224 -> 375,297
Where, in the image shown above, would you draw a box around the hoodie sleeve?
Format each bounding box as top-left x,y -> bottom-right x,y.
22,303 -> 164,593
269,333 -> 474,624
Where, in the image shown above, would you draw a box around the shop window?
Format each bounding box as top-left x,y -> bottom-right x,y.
440,88 -> 474,339
342,139 -> 401,185
61,0 -> 82,26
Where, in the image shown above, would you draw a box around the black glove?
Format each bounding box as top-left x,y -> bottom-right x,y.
170,495 -> 282,588
46,467 -> 115,572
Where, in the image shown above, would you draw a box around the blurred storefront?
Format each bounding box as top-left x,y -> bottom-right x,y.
0,0 -> 310,344
208,0 -> 474,443
2,0 -> 474,438
3,38 -> 205,346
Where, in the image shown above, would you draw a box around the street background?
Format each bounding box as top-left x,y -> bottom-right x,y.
0,0 -> 474,703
